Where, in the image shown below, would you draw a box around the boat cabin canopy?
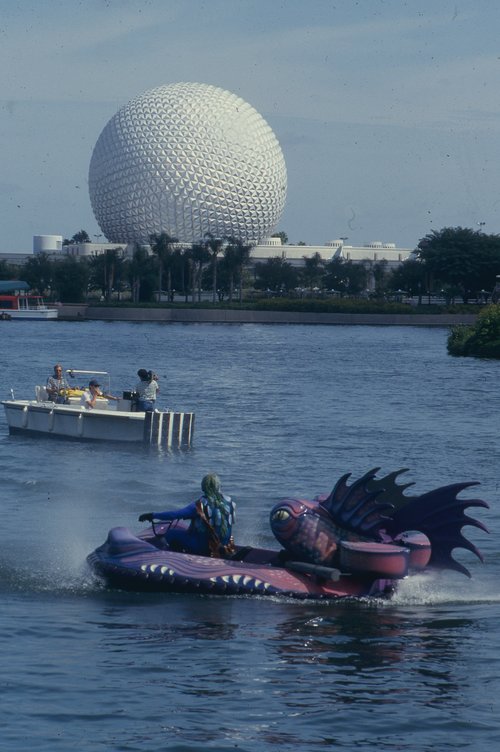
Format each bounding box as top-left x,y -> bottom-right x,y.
0,280 -> 30,294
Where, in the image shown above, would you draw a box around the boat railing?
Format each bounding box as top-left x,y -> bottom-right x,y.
18,296 -> 49,311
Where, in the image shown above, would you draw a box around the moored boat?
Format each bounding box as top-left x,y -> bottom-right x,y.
0,293 -> 58,320
0,280 -> 58,319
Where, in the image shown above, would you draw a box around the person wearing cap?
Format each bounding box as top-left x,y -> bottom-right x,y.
46,363 -> 70,403
135,368 -> 160,412
80,379 -> 118,409
138,473 -> 236,557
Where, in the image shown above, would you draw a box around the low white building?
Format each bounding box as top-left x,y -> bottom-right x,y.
63,241 -> 129,258
33,235 -> 63,254
0,235 -> 413,271
250,238 -> 412,267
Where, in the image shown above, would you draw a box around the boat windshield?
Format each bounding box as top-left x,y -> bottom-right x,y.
66,369 -> 111,393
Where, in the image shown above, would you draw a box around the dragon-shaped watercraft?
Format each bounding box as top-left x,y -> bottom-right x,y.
88,468 -> 489,599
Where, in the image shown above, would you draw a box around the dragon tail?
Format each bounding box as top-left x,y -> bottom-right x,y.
386,481 -> 489,577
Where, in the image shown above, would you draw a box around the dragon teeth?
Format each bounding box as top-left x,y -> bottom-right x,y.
206,574 -> 272,591
139,563 -> 176,577
138,566 -> 272,591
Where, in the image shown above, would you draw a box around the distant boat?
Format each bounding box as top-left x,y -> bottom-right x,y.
0,281 -> 58,320
0,293 -> 58,320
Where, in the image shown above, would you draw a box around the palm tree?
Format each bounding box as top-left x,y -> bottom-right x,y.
150,232 -> 178,302
301,252 -> 325,291
188,242 -> 211,302
88,248 -> 122,301
128,244 -> 152,303
104,247 -> 122,301
204,232 -> 224,303
224,237 -> 253,302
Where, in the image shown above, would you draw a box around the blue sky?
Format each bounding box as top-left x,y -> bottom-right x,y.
1,0 -> 500,252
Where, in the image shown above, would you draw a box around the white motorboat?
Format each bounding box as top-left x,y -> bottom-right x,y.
1,370 -> 194,448
0,293 -> 58,320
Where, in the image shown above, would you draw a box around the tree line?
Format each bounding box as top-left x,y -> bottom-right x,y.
2,226 -> 500,304
0,232 -> 254,304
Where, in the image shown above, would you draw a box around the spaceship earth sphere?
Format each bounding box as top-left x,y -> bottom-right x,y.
88,82 -> 287,245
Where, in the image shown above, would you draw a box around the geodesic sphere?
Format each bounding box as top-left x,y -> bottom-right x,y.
88,82 -> 287,245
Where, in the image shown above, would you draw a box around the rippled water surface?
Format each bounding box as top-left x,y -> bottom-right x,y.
1,321 -> 499,751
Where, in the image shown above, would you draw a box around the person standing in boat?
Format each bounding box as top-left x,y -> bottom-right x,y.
138,473 -> 236,557
46,363 -> 70,403
135,368 -> 159,411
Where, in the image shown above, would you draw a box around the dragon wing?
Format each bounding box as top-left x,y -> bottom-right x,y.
366,468 -> 416,509
320,467 -> 396,538
385,481 -> 489,577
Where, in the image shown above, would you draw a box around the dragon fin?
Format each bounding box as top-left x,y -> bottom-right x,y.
320,467 -> 395,538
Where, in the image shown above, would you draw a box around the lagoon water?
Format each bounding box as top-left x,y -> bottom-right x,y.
1,321 -> 499,751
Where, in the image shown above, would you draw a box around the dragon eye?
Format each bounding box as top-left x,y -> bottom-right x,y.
272,509 -> 290,522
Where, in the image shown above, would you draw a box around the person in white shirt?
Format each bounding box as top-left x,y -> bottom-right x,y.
135,369 -> 160,411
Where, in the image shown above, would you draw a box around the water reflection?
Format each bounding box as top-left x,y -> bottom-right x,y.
263,602 -> 479,712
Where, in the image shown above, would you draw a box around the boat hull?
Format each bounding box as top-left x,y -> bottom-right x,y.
0,309 -> 58,320
87,526 -> 398,600
2,400 -> 194,448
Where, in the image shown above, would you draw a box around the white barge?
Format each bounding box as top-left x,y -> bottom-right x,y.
1,371 -> 194,449
0,281 -> 57,319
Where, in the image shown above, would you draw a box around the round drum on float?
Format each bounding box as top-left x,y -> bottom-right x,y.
339,541 -> 410,578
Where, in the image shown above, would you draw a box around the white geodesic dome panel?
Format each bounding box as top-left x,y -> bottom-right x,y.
88,82 -> 287,245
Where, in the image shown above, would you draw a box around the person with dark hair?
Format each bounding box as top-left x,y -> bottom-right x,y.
138,474 -> 236,557
80,379 -> 119,409
135,368 -> 159,411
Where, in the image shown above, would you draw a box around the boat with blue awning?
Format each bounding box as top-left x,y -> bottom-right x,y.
0,280 -> 58,320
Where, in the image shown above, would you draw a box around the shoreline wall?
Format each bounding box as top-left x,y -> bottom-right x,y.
57,304 -> 478,327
